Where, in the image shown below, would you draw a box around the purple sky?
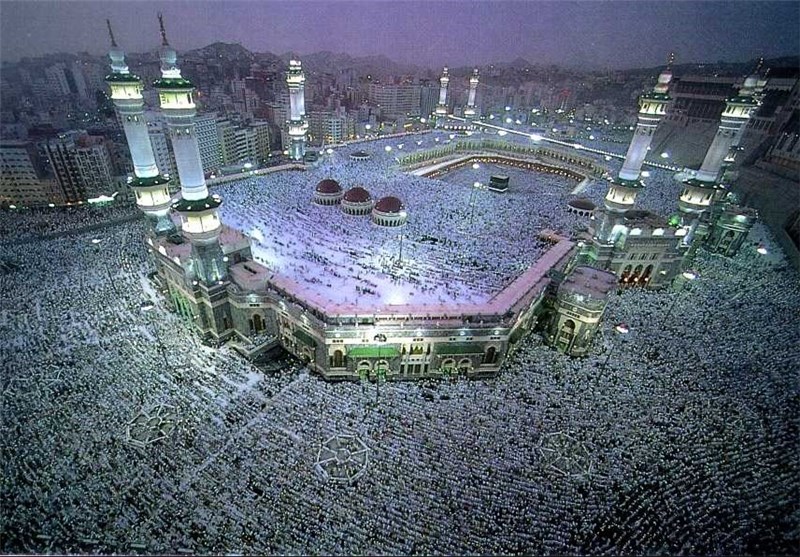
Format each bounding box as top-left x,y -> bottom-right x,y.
1,0 -> 798,68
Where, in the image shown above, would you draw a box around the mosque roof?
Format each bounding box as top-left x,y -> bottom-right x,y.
316,179 -> 342,194
568,198 -> 596,211
343,187 -> 371,203
374,196 -> 404,214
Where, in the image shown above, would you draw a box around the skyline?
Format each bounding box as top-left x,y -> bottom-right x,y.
0,0 -> 798,69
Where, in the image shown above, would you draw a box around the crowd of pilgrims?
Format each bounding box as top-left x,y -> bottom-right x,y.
214,133 -> 683,306
1,135 -> 797,555
0,202 -> 138,244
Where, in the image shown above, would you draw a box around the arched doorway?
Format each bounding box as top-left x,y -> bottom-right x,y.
483,346 -> 497,365
332,350 -> 344,368
440,358 -> 456,375
631,264 -> 644,284
458,358 -> 471,374
719,230 -> 736,254
357,360 -> 371,381
641,265 -> 653,284
620,264 -> 632,284
253,314 -> 263,332
557,319 -> 576,352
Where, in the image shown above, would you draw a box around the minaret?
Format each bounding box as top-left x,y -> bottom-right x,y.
694,70 -> 760,184
153,14 -> 226,285
286,60 -> 308,161
105,20 -> 175,236
434,67 -> 449,118
596,54 -> 674,243
464,68 -> 479,119
678,69 -> 760,248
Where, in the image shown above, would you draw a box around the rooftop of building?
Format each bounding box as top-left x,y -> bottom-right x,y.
560,266 -> 617,299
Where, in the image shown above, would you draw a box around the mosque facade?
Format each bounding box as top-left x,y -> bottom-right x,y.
108,27 -> 761,379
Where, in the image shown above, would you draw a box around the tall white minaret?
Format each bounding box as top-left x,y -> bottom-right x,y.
154,14 -> 226,285
678,67 -> 761,247
105,20 -> 175,236
464,68 -> 479,119
287,60 -> 308,161
596,55 -> 674,243
435,67 -> 449,118
619,53 -> 674,181
694,72 -> 760,184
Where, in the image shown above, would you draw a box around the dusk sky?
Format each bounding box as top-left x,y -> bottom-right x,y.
1,0 -> 798,69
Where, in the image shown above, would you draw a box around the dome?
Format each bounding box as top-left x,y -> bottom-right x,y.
568,198 -> 595,211
374,196 -> 403,214
316,179 -> 342,194
343,187 -> 371,203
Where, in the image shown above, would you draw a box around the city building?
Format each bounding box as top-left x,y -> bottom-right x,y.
44,130 -> 115,203
0,140 -> 57,207
368,83 -> 421,119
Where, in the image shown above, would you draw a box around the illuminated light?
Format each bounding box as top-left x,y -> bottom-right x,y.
449,134 -> 455,139
497,130 -> 507,136
244,162 -> 253,169
505,106 -> 511,111
641,171 -> 651,178
416,140 -> 422,145
420,118 -> 426,123
682,271 -> 697,281
589,135 -> 595,140
210,174 -> 216,179
222,256 -> 229,262
489,115 -> 495,120
9,205 -> 16,209
660,152 -> 669,159
605,155 -> 612,161
435,137 -> 440,142
384,146 -> 392,152
614,324 -> 630,334
505,117 -> 513,124
757,246 -> 768,255
91,238 -> 102,244
326,148 -> 333,154
552,127 -> 558,132
473,181 -> 481,188
48,203 -> 55,207
515,119 -> 521,125
365,124 -> 372,130
141,304 -> 154,312
530,134 -> 542,142
472,163 -> 480,170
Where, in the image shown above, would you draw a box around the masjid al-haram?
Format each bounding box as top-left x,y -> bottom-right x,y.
1,7 -> 798,557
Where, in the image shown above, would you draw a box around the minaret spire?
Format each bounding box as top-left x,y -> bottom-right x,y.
106,19 -> 117,48
105,20 -> 175,237
667,51 -> 675,70
158,12 -> 169,46
755,56 -> 764,74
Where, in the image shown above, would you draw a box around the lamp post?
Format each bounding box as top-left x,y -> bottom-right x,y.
142,304 -> 170,369
600,323 -> 630,372
469,181 -> 484,226
373,333 -> 387,403
92,238 -> 120,296
661,271 -> 697,326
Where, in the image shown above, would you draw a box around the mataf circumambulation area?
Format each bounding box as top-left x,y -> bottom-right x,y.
151,133 -> 605,379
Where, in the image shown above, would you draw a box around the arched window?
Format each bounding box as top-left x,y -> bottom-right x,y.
483,346 -> 497,364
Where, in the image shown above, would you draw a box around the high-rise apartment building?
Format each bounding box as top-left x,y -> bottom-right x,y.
368,83 -> 421,119
0,140 -> 57,207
